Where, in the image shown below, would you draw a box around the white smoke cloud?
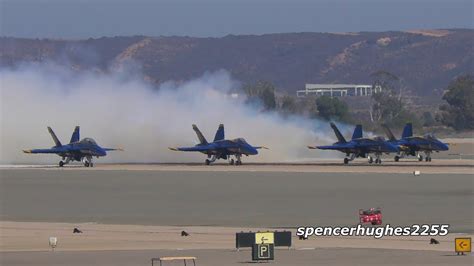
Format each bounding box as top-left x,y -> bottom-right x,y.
0,64 -> 342,164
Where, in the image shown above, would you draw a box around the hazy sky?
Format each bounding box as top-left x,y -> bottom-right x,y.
1,0 -> 472,38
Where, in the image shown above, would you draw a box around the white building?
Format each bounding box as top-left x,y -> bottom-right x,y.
296,84 -> 382,97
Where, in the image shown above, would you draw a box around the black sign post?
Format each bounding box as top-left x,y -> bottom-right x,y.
252,244 -> 274,261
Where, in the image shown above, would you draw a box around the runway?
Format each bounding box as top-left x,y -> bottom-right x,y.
1,166 -> 472,232
1,163 -> 473,265
1,158 -> 473,174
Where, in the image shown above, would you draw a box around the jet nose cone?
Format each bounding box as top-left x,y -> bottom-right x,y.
249,146 -> 259,155
441,143 -> 449,151
98,147 -> 107,156
251,148 -> 259,155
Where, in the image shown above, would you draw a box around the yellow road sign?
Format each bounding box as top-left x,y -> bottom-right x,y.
455,238 -> 471,253
255,232 -> 274,244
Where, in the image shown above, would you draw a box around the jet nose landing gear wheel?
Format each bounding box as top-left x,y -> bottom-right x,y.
344,158 -> 349,164
394,156 -> 400,162
59,161 -> 64,167
205,159 -> 211,165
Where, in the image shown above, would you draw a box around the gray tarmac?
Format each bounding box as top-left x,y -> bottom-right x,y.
1,248 -> 472,266
0,169 -> 472,232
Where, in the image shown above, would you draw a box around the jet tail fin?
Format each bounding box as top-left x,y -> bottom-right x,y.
330,122 -> 347,143
381,124 -> 397,141
192,124 -> 208,145
351,125 -> 363,140
213,124 -> 225,142
69,126 -> 80,143
402,123 -> 413,139
47,127 -> 62,147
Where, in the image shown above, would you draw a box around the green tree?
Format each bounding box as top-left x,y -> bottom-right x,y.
439,75 -> 474,130
243,81 -> 276,111
369,70 -> 420,128
370,90 -> 402,122
370,90 -> 420,128
280,95 -> 298,114
370,70 -> 404,100
314,95 -> 351,122
261,87 -> 276,110
422,112 -> 436,127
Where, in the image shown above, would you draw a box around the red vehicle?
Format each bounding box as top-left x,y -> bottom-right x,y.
359,208 -> 382,225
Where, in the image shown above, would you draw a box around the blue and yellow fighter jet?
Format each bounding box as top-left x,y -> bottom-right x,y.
169,124 -> 267,165
309,123 -> 399,164
23,126 -> 122,167
382,123 -> 449,162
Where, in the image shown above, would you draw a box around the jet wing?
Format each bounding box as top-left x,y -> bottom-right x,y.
216,140 -> 268,150
316,143 -> 356,150
23,147 -> 66,154
168,146 -> 214,152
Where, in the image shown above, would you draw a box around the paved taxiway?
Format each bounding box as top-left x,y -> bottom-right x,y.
1,163 -> 472,232
2,159 -> 473,173
1,221 -> 471,252
1,163 -> 473,266
1,248 -> 472,266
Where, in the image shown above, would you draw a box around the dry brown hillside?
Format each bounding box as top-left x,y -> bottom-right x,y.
1,30 -> 473,101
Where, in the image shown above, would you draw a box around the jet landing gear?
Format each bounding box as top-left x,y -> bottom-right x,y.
374,153 -> 382,164
227,155 -> 242,166
344,153 -> 357,164
424,152 -> 432,162
82,156 -> 94,167
59,157 -> 71,167
394,152 -> 407,161
417,153 -> 423,162
205,155 -> 243,166
205,155 -> 217,165
228,158 -> 242,165
416,152 -> 432,162
368,153 -> 382,164
234,154 -> 242,166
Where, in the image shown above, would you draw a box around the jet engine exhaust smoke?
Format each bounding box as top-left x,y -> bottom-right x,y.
0,64 -> 342,164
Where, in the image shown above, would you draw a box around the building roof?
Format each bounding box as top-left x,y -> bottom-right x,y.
305,84 -> 372,89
